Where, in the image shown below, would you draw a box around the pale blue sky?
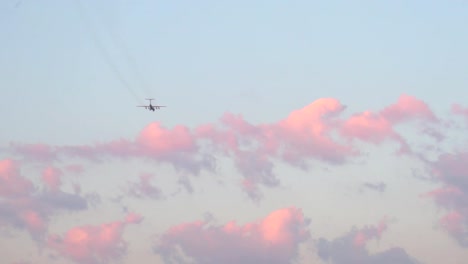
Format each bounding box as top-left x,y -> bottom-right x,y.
1,1 -> 468,263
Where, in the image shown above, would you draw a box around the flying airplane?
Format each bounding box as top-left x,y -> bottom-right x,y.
137,99 -> 166,112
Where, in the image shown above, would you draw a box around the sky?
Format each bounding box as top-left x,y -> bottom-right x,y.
1,0 -> 468,263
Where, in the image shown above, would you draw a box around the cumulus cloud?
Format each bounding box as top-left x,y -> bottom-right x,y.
48,213 -> 143,264
197,95 -> 439,198
316,219 -> 421,264
340,94 -> 439,155
154,207 -> 310,264
380,94 -> 438,123
196,98 -> 354,199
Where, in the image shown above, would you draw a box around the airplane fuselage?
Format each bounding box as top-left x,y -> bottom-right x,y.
137,99 -> 165,112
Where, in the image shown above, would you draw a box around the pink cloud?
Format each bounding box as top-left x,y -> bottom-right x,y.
48,213 -> 142,263
452,104 -> 468,121
380,94 -> 438,123
341,111 -> 401,144
0,160 -> 48,238
50,122 -> 213,175
421,186 -> 465,209
0,159 -> 34,198
7,95 -> 443,200
0,198 -> 48,239
125,212 -> 143,224
8,126 -> 215,194
275,98 -> 352,164
340,95 -> 439,154
136,123 -> 196,155
148,97 -> 434,198
155,207 -> 310,263
198,95 -> 439,198
42,166 -> 62,192
9,143 -> 56,162
0,159 -> 91,240
423,151 -> 468,246
197,98 -> 353,199
432,152 -> 468,182
440,211 -> 464,236
19,209 -> 46,235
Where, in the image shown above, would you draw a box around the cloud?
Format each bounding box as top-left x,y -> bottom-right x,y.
48,213 -> 143,264
0,159 -> 90,240
0,198 -> 48,239
126,173 -> 164,200
9,143 -> 57,162
340,94 -> 439,155
197,95 -> 439,198
452,104 -> 468,122
380,94 -> 438,123
10,123 -> 215,177
154,207 -> 310,264
137,123 -> 196,155
422,151 -> 468,246
42,166 -> 63,192
316,219 -> 421,264
37,191 -> 88,211
197,98 -> 354,199
7,95 -> 442,200
361,182 -> 387,193
340,111 -> 410,154
0,159 -> 34,198
0,190 -> 90,240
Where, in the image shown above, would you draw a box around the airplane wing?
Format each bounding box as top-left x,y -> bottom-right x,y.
154,105 -> 166,107
137,106 -> 148,108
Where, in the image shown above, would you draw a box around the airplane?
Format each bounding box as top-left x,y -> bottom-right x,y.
137,99 -> 166,111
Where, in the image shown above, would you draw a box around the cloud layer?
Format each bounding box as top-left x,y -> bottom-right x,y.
9,94 -> 443,200
3,95 -> 468,263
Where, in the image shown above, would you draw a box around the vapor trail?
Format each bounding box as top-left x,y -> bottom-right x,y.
74,0 -> 142,103
98,12 -> 154,97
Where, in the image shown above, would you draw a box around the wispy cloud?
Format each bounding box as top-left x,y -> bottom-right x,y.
125,173 -> 164,200
361,182 -> 387,193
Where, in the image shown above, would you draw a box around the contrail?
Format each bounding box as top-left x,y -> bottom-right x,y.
73,0 -> 142,103
98,12 -> 154,97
